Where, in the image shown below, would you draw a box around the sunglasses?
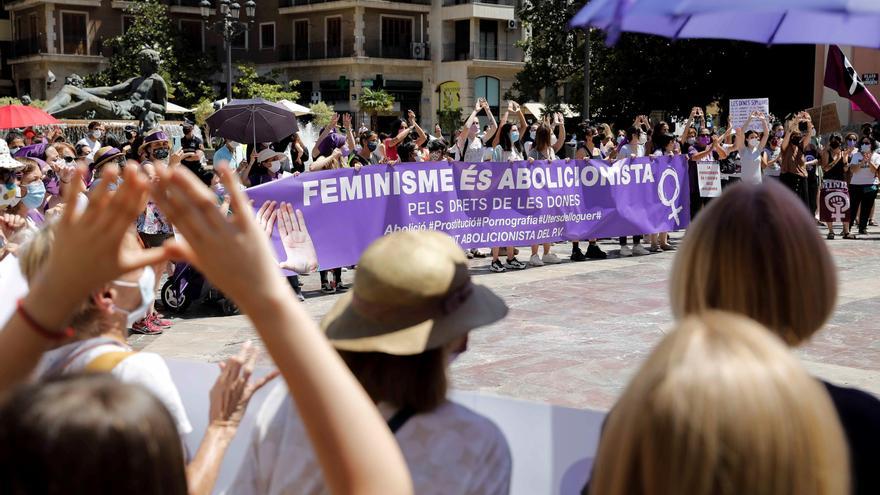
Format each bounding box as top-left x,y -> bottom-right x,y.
62,156 -> 75,163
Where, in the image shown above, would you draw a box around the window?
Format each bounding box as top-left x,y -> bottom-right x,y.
179,20 -> 203,51
326,16 -> 341,58
380,16 -> 412,59
478,20 -> 498,60
260,22 -> 275,50
294,20 -> 309,60
60,12 -> 88,55
122,15 -> 135,33
231,28 -> 247,49
474,76 -> 500,116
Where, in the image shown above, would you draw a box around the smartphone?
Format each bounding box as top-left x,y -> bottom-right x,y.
798,121 -> 809,133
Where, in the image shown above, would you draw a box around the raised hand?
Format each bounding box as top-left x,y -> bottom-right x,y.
208,341 -> 279,429
277,202 -> 318,274
255,200 -> 278,237
407,109 -> 416,122
343,113 -> 352,129
330,113 -> 340,128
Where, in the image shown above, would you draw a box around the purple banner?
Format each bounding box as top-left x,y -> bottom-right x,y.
246,157 -> 690,270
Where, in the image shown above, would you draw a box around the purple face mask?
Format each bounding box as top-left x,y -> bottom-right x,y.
42,175 -> 60,196
340,145 -> 350,157
698,136 -> 712,147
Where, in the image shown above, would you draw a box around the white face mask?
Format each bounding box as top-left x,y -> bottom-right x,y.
861,144 -> 872,153
268,160 -> 281,173
111,266 -> 155,328
530,130 -> 537,140
638,133 -> 647,145
748,138 -> 759,148
92,130 -> 102,139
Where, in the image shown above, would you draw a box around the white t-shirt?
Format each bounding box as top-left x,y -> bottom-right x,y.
493,145 -> 524,162
462,137 -> 487,163
618,143 -> 646,158
76,137 -> 101,159
849,151 -> 880,185
739,146 -> 764,185
527,146 -> 557,161
36,337 -> 193,438
228,384 -> 512,495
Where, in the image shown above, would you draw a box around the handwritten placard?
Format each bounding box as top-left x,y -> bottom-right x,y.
806,104 -> 842,134
730,98 -> 769,131
697,162 -> 722,198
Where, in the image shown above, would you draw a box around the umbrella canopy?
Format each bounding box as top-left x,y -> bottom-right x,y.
165,102 -> 193,114
206,98 -> 298,144
572,0 -> 880,48
0,105 -> 60,129
277,99 -> 313,116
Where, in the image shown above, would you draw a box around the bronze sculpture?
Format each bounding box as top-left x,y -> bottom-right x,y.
44,48 -> 168,131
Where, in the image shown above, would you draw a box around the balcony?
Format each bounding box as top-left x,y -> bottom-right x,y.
10,37 -> 42,59
364,40 -> 430,61
280,0 -> 430,4
443,0 -> 516,5
275,42 -> 355,62
442,42 -> 522,63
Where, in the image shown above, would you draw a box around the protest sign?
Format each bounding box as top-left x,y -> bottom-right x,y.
246,157 -> 690,270
697,162 -> 722,198
730,98 -> 769,131
819,179 -> 851,223
806,104 -> 842,134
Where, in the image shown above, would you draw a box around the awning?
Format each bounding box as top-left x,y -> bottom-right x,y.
165,102 -> 193,114
522,102 -> 580,118
277,99 -> 313,116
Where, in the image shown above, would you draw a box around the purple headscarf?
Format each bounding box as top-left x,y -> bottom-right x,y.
14,143 -> 48,161
317,131 -> 348,158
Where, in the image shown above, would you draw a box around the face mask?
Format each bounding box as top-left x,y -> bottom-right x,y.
530,131 -> 537,140
340,145 -> 350,157
830,141 -> 840,149
861,144 -> 872,153
747,138 -> 759,148
776,130 -> 785,138
429,151 -> 443,161
268,160 -> 281,173
8,147 -> 20,155
638,133 -> 647,145
698,136 -> 711,147
89,178 -> 120,192
686,137 -> 696,145
616,136 -> 625,144
510,131 -> 519,142
367,141 -> 378,152
847,139 -> 857,147
152,148 -> 170,160
91,130 -> 102,139
227,141 -> 238,149
22,181 -> 46,210
111,266 -> 155,328
212,183 -> 226,198
811,128 -> 817,137
42,175 -> 60,196
0,182 -> 20,208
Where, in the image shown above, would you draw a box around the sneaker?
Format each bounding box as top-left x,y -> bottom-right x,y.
131,318 -> 163,335
632,244 -> 650,256
619,245 -> 633,257
570,248 -> 587,262
470,248 -> 488,258
585,244 -> 607,259
335,283 -> 349,293
859,228 -> 868,235
489,260 -> 506,273
465,249 -> 474,259
321,282 -> 335,294
870,219 -> 877,226
660,243 -> 676,251
296,292 -> 306,302
649,244 -> 662,253
529,254 -> 544,267
542,252 -> 561,264
149,313 -> 172,329
827,232 -> 835,240
505,257 -> 527,270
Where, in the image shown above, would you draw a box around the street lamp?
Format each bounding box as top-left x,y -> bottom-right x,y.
201,0 -> 256,101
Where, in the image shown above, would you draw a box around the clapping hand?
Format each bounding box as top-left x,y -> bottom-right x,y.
407,109 -> 416,123
49,160 -> 76,184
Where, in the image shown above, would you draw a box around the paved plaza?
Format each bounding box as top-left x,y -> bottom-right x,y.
133,233 -> 880,412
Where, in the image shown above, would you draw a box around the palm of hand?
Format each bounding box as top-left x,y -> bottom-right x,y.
280,230 -> 317,273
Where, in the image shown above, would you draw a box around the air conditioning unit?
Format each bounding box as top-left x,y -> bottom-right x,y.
411,42 -> 426,60
507,19 -> 518,31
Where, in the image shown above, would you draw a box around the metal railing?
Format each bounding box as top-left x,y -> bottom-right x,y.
442,0 -> 516,6
442,42 -> 522,62
276,42 -> 354,61
11,37 -> 42,58
364,40 -> 430,60
281,0 -> 430,5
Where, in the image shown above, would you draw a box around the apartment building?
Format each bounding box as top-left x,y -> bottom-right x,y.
3,0 -> 525,128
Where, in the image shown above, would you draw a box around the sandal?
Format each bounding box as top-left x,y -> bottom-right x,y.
827,232 -> 835,240
844,233 -> 857,240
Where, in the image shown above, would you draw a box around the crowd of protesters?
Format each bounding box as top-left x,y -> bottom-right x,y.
0,101 -> 878,495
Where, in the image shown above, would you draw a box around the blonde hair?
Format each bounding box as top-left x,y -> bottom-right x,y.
669,181 -> 836,345
590,311 -> 849,495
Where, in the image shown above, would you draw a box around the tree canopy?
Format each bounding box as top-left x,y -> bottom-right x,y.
232,65 -> 300,102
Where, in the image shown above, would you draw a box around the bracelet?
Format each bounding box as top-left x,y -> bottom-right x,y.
16,299 -> 75,341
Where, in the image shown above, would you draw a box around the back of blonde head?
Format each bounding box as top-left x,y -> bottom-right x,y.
589,311 -> 848,495
669,181 -> 837,345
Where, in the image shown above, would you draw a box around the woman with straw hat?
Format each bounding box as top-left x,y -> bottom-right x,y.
230,230 -> 513,495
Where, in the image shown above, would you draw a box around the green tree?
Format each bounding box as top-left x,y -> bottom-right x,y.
436,108 -> 462,137
309,101 -> 335,128
0,97 -> 46,108
84,0 -> 216,107
232,64 -> 300,102
511,0 -> 803,127
358,88 -> 394,131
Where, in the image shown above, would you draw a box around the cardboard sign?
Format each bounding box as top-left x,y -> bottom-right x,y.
697,162 -> 722,198
806,104 -> 842,134
730,98 -> 770,131
819,179 -> 851,223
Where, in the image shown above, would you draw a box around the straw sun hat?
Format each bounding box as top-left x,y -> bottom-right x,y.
321,230 -> 509,356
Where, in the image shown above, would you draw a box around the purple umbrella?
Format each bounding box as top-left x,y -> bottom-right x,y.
571,0 -> 880,47
206,98 -> 299,145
